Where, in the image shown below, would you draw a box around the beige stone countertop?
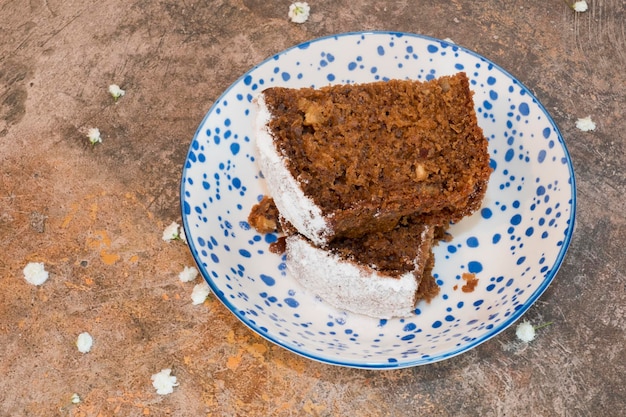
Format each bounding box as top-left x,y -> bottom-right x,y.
1,1 -> 624,416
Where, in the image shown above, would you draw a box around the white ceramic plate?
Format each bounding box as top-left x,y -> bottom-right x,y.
180,32 -> 576,368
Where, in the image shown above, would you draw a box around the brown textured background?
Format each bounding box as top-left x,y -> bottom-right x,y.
1,1 -> 624,416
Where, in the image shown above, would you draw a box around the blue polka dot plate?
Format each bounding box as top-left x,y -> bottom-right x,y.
180,31 -> 576,368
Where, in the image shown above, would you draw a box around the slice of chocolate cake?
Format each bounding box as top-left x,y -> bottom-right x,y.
248,197 -> 442,318
255,72 -> 491,246
285,219 -> 440,318
250,72 -> 491,318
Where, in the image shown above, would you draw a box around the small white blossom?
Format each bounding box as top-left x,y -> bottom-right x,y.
516,320 -> 554,342
87,128 -> 102,145
179,266 -> 199,283
515,321 -> 536,342
179,227 -> 187,244
151,368 -> 179,395
76,332 -> 93,353
573,1 -> 588,12
108,84 -> 125,101
576,116 -> 596,132
23,262 -> 49,286
288,2 -> 310,23
191,281 -> 211,305
71,393 -> 81,404
162,221 -> 180,242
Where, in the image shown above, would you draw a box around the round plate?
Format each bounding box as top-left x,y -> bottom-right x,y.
180,31 -> 576,369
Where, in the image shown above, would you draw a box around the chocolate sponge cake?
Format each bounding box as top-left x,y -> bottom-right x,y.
250,72 -> 491,318
285,219 -> 441,318
248,198 -> 442,318
255,72 -> 491,247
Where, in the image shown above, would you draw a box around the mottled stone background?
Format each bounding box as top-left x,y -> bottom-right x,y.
1,1 -> 624,416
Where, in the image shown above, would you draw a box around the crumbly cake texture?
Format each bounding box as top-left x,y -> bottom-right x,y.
255,72 -> 491,246
328,216 -> 435,278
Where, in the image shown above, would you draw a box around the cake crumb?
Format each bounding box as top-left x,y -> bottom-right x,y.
249,197 -> 287,253
248,196 -> 280,233
269,236 -> 287,254
461,272 -> 479,293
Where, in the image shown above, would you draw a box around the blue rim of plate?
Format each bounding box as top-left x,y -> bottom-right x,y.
180,31 -> 576,369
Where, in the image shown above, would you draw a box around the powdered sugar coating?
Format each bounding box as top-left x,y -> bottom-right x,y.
286,234 -> 420,319
255,94 -> 331,246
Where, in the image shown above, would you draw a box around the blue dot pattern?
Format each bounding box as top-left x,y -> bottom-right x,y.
180,32 -> 576,369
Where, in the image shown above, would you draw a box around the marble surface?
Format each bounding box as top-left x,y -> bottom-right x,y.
1,1 -> 624,415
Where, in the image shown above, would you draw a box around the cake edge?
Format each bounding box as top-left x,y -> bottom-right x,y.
255,93 -> 331,247
285,226 -> 435,319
